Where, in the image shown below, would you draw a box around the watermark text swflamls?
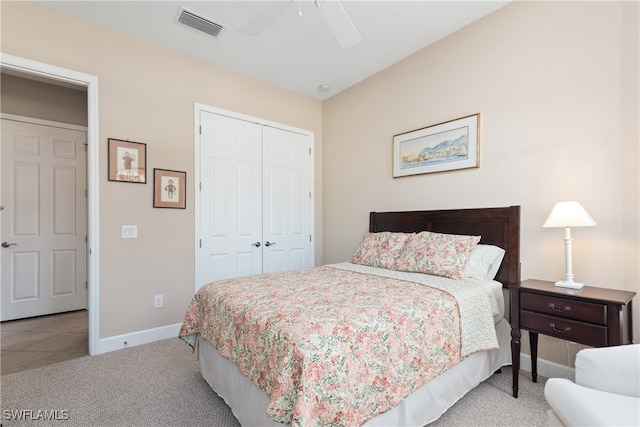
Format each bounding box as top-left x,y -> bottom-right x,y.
3,409 -> 70,421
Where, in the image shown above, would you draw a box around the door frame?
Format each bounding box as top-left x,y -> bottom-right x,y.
1,53 -> 100,355
194,103 -> 315,291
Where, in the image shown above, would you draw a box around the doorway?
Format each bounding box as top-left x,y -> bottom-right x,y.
1,116 -> 88,321
0,54 -> 100,355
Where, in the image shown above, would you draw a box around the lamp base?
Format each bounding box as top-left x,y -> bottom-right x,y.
554,280 -> 584,290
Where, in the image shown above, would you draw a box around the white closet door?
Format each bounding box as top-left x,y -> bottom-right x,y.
262,126 -> 312,273
199,112 -> 263,284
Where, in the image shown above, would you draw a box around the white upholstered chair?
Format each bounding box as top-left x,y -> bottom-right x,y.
544,344 -> 640,426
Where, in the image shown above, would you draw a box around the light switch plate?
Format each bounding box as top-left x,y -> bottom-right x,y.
122,225 -> 138,239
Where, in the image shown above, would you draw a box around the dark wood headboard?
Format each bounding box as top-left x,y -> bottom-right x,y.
369,206 -> 521,287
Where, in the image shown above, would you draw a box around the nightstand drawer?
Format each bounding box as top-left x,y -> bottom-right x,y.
521,292 -> 607,325
521,310 -> 607,347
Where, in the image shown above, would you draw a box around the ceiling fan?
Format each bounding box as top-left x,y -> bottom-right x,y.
239,0 -> 361,49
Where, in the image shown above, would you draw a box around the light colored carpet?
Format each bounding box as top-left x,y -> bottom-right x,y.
1,338 -> 550,426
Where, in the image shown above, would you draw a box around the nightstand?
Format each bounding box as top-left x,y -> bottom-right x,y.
508,279 -> 636,398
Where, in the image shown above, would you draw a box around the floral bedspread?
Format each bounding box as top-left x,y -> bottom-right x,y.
179,263 -> 498,427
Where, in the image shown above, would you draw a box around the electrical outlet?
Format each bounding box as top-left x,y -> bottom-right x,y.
153,295 -> 163,308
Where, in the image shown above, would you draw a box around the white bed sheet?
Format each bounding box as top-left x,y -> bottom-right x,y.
197,318 -> 512,427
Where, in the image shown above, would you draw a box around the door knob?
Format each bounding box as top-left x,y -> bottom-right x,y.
2,242 -> 17,248
265,241 -> 276,247
252,241 -> 261,247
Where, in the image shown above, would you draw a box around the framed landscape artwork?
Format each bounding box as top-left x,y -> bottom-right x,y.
393,114 -> 480,178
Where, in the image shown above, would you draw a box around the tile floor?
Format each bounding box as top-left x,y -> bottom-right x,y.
1,310 -> 88,375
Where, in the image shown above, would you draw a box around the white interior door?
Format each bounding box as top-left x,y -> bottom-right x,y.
199,111 -> 263,286
1,118 -> 87,321
262,126 -> 312,273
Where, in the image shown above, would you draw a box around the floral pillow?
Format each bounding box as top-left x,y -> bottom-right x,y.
394,231 -> 481,279
350,232 -> 411,269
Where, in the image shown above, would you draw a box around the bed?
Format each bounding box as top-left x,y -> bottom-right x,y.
180,206 -> 520,426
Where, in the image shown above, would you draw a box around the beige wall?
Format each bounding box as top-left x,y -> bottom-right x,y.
1,1 -> 323,338
1,73 -> 88,125
323,1 -> 639,365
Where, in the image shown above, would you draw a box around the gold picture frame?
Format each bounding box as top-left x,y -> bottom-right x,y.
153,168 -> 186,209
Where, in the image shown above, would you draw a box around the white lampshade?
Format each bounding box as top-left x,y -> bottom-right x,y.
543,201 -> 596,228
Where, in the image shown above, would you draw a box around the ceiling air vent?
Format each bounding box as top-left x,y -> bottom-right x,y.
176,7 -> 225,38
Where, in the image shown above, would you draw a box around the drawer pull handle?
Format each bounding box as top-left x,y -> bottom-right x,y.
550,323 -> 571,334
549,303 -> 571,312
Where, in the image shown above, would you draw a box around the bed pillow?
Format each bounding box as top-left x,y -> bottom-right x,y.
350,232 -> 410,269
462,244 -> 506,280
394,231 -> 481,279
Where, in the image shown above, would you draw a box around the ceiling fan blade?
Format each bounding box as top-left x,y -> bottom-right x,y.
316,0 -> 361,49
239,1 -> 291,36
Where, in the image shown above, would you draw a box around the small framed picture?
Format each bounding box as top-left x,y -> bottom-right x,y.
108,138 -> 147,183
153,168 -> 186,209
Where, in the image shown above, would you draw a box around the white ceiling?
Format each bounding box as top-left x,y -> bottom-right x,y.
37,1 -> 510,101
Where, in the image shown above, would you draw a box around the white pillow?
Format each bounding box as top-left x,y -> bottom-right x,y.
463,244 -> 506,280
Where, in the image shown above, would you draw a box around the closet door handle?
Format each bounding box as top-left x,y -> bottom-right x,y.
252,241 -> 261,247
265,241 -> 276,247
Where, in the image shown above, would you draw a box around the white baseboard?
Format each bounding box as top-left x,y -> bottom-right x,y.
520,352 -> 576,381
92,323 -> 182,355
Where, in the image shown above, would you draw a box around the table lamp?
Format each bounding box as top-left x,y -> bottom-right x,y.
542,201 -> 596,289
